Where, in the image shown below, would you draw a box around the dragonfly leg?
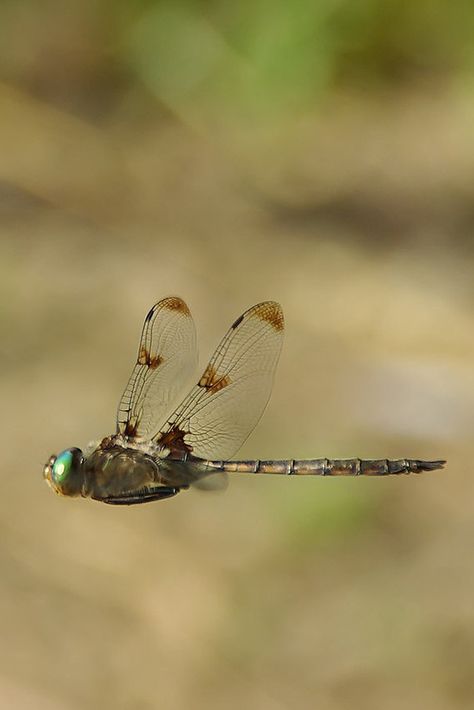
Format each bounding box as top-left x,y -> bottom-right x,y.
98,486 -> 182,505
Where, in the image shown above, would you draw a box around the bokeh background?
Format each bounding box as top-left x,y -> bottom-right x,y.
1,2 -> 474,708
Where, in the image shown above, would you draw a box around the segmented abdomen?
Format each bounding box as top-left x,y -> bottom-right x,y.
207,458 -> 445,476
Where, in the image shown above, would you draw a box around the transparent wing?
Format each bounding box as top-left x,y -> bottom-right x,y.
154,301 -> 284,460
117,297 -> 197,440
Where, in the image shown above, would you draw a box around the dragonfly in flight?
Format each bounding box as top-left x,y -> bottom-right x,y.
43,297 -> 445,505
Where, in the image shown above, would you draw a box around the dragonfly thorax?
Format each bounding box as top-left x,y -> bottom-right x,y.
82,439 -> 162,500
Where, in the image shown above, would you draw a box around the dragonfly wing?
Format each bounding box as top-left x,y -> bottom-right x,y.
117,297 -> 197,440
154,301 -> 284,460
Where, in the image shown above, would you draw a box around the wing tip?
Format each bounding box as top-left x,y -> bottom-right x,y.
254,301 -> 284,332
162,296 -> 191,315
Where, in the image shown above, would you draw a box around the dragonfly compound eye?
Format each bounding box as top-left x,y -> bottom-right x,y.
50,448 -> 84,495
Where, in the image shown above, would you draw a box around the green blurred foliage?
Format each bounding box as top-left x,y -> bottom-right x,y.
1,0 -> 473,124
122,0 -> 474,128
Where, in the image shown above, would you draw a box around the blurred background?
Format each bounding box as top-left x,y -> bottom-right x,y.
1,1 -> 474,708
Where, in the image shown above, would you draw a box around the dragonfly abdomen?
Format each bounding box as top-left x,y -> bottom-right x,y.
208,458 -> 445,476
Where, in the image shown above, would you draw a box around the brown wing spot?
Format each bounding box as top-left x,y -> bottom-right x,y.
157,425 -> 193,457
149,354 -> 163,369
198,364 -> 231,394
163,296 -> 190,315
124,421 -> 139,438
138,346 -> 164,370
255,302 -> 284,332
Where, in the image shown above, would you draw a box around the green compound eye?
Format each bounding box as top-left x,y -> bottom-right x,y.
52,448 -> 82,483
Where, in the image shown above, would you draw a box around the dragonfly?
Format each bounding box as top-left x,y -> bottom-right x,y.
43,297 -> 445,505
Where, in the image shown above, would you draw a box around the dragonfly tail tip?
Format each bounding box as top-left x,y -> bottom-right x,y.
418,459 -> 446,472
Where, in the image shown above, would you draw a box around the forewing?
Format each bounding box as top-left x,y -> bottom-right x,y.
154,301 -> 284,460
117,297 -> 197,440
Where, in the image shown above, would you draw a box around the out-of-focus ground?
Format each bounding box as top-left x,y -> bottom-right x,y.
1,2 -> 474,709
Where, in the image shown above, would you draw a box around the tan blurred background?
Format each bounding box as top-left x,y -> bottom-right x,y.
1,1 -> 474,708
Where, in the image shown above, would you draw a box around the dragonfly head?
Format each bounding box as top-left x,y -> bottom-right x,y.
43,448 -> 85,497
